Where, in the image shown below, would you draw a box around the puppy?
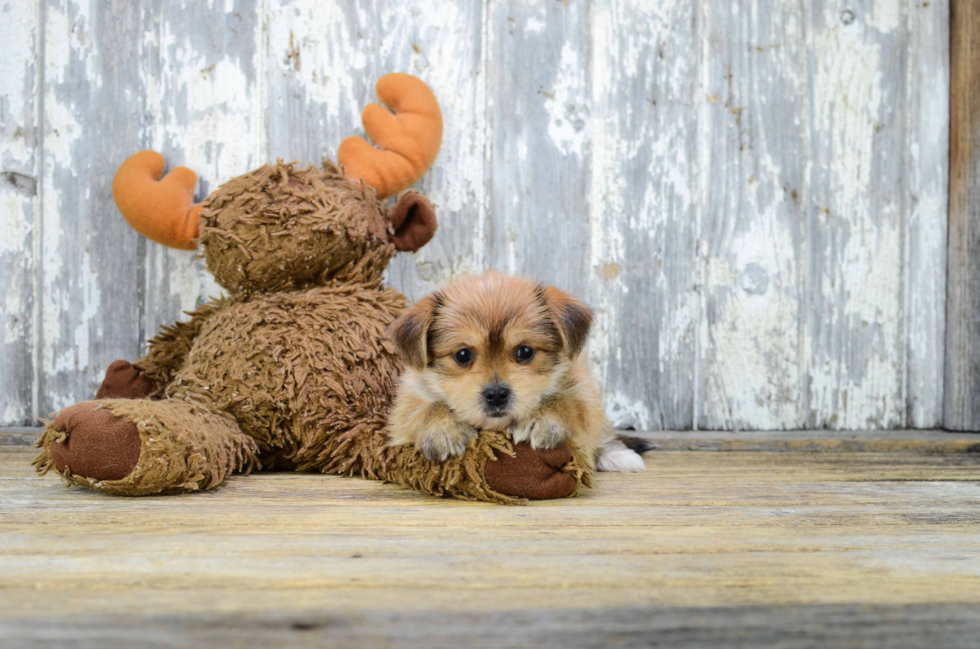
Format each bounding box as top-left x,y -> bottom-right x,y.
386,272 -> 647,472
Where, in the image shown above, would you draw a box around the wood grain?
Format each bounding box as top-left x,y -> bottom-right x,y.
3,446 -> 980,646
0,0 -> 39,426
487,0 -> 591,299
946,0 -> 980,430
0,0 -> 958,430
698,0 -> 807,429
802,0 -> 919,429
264,0 -> 489,302
587,0 -> 699,430
905,0 -> 949,427
37,0 -> 146,417
5,604 -> 980,649
139,0 -> 262,345
8,425 -> 980,452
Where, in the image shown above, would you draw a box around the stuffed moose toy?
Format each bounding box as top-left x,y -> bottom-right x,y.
33,74 -> 589,503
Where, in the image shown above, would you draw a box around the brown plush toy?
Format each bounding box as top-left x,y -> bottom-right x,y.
33,74 -> 589,504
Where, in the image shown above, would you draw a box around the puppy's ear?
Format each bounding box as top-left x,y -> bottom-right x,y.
386,292 -> 441,370
539,285 -> 593,359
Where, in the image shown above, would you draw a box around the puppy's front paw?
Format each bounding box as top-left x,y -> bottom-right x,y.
417,421 -> 478,462
510,414 -> 569,451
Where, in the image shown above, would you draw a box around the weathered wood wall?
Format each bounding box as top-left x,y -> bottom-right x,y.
946,0 -> 980,431
0,0 -> 951,430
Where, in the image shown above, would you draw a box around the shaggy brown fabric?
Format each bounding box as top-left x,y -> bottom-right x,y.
135,298 -> 233,386
199,160 -> 391,296
382,431 -> 523,505
95,360 -> 162,400
166,281 -> 405,466
35,399 -> 259,496
34,160 -> 591,503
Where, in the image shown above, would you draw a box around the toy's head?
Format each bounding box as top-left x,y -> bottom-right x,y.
111,74 -> 442,295
196,159 -> 436,294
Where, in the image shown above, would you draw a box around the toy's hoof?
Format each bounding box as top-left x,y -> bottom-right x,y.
485,441 -> 578,500
48,403 -> 141,481
96,360 -> 161,400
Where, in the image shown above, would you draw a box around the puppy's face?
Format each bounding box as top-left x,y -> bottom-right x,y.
388,273 -> 592,430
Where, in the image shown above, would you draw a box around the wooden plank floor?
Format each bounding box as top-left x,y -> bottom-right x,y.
2,440 -> 980,648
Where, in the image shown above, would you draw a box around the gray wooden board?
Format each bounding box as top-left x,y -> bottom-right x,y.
139,0 -> 262,345
699,0 -> 808,429
4,425 -> 979,451
487,0 -> 591,302
0,0 -> 954,431
945,0 -> 980,431
587,0 -> 699,430
4,604 -> 980,649
905,0 -> 949,428
37,0 -> 146,417
4,441 -> 980,648
0,428 -> 41,447
264,0 -> 489,302
805,0 -> 911,430
0,0 -> 38,426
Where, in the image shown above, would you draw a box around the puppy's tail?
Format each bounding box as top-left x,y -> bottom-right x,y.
595,430 -> 652,473
617,433 -> 656,455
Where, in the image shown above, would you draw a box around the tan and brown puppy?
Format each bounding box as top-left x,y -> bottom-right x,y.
387,272 -> 647,472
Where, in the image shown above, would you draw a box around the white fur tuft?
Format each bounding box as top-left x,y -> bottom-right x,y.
596,446 -> 646,472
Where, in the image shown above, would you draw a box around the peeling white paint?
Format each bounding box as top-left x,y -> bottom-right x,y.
904,0 -> 949,428
544,41 -> 588,158
0,0 -> 953,429
151,33 -> 258,177
41,90 -> 85,377
265,0 -> 490,302
3,287 -> 27,345
588,0 -> 699,429
805,4 -> 907,429
140,3 -> 264,335
0,194 -> 31,256
866,0 -> 902,34
605,391 -> 653,431
70,248 -> 102,373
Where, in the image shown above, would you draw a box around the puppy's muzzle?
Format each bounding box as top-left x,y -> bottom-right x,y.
481,383 -> 512,417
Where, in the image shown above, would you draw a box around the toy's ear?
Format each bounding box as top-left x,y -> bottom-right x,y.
539,285 -> 593,359
112,150 -> 202,250
387,292 -> 442,370
389,191 -> 437,252
338,73 -> 443,200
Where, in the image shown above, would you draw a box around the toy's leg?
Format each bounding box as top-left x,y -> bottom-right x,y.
95,360 -> 162,400
33,399 -> 258,496
377,432 -> 587,505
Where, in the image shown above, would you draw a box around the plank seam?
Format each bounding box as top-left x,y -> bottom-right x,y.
481,0 -> 493,268
256,0 -> 270,165
798,0 -> 813,429
30,0 -> 45,425
801,0 -> 817,428
136,4 -> 148,357
693,0 -> 708,431
900,0 -> 912,429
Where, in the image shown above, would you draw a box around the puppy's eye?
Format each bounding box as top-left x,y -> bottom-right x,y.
453,348 -> 474,366
514,346 -> 535,363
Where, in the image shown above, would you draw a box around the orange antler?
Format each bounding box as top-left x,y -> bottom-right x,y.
112,151 -> 202,250
338,73 -> 443,200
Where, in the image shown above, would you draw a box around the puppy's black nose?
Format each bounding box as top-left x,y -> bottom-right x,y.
482,384 -> 512,410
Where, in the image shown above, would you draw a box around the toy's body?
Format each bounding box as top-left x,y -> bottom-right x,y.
153,284 -> 402,474
46,279 -> 404,495
33,75 -> 589,503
